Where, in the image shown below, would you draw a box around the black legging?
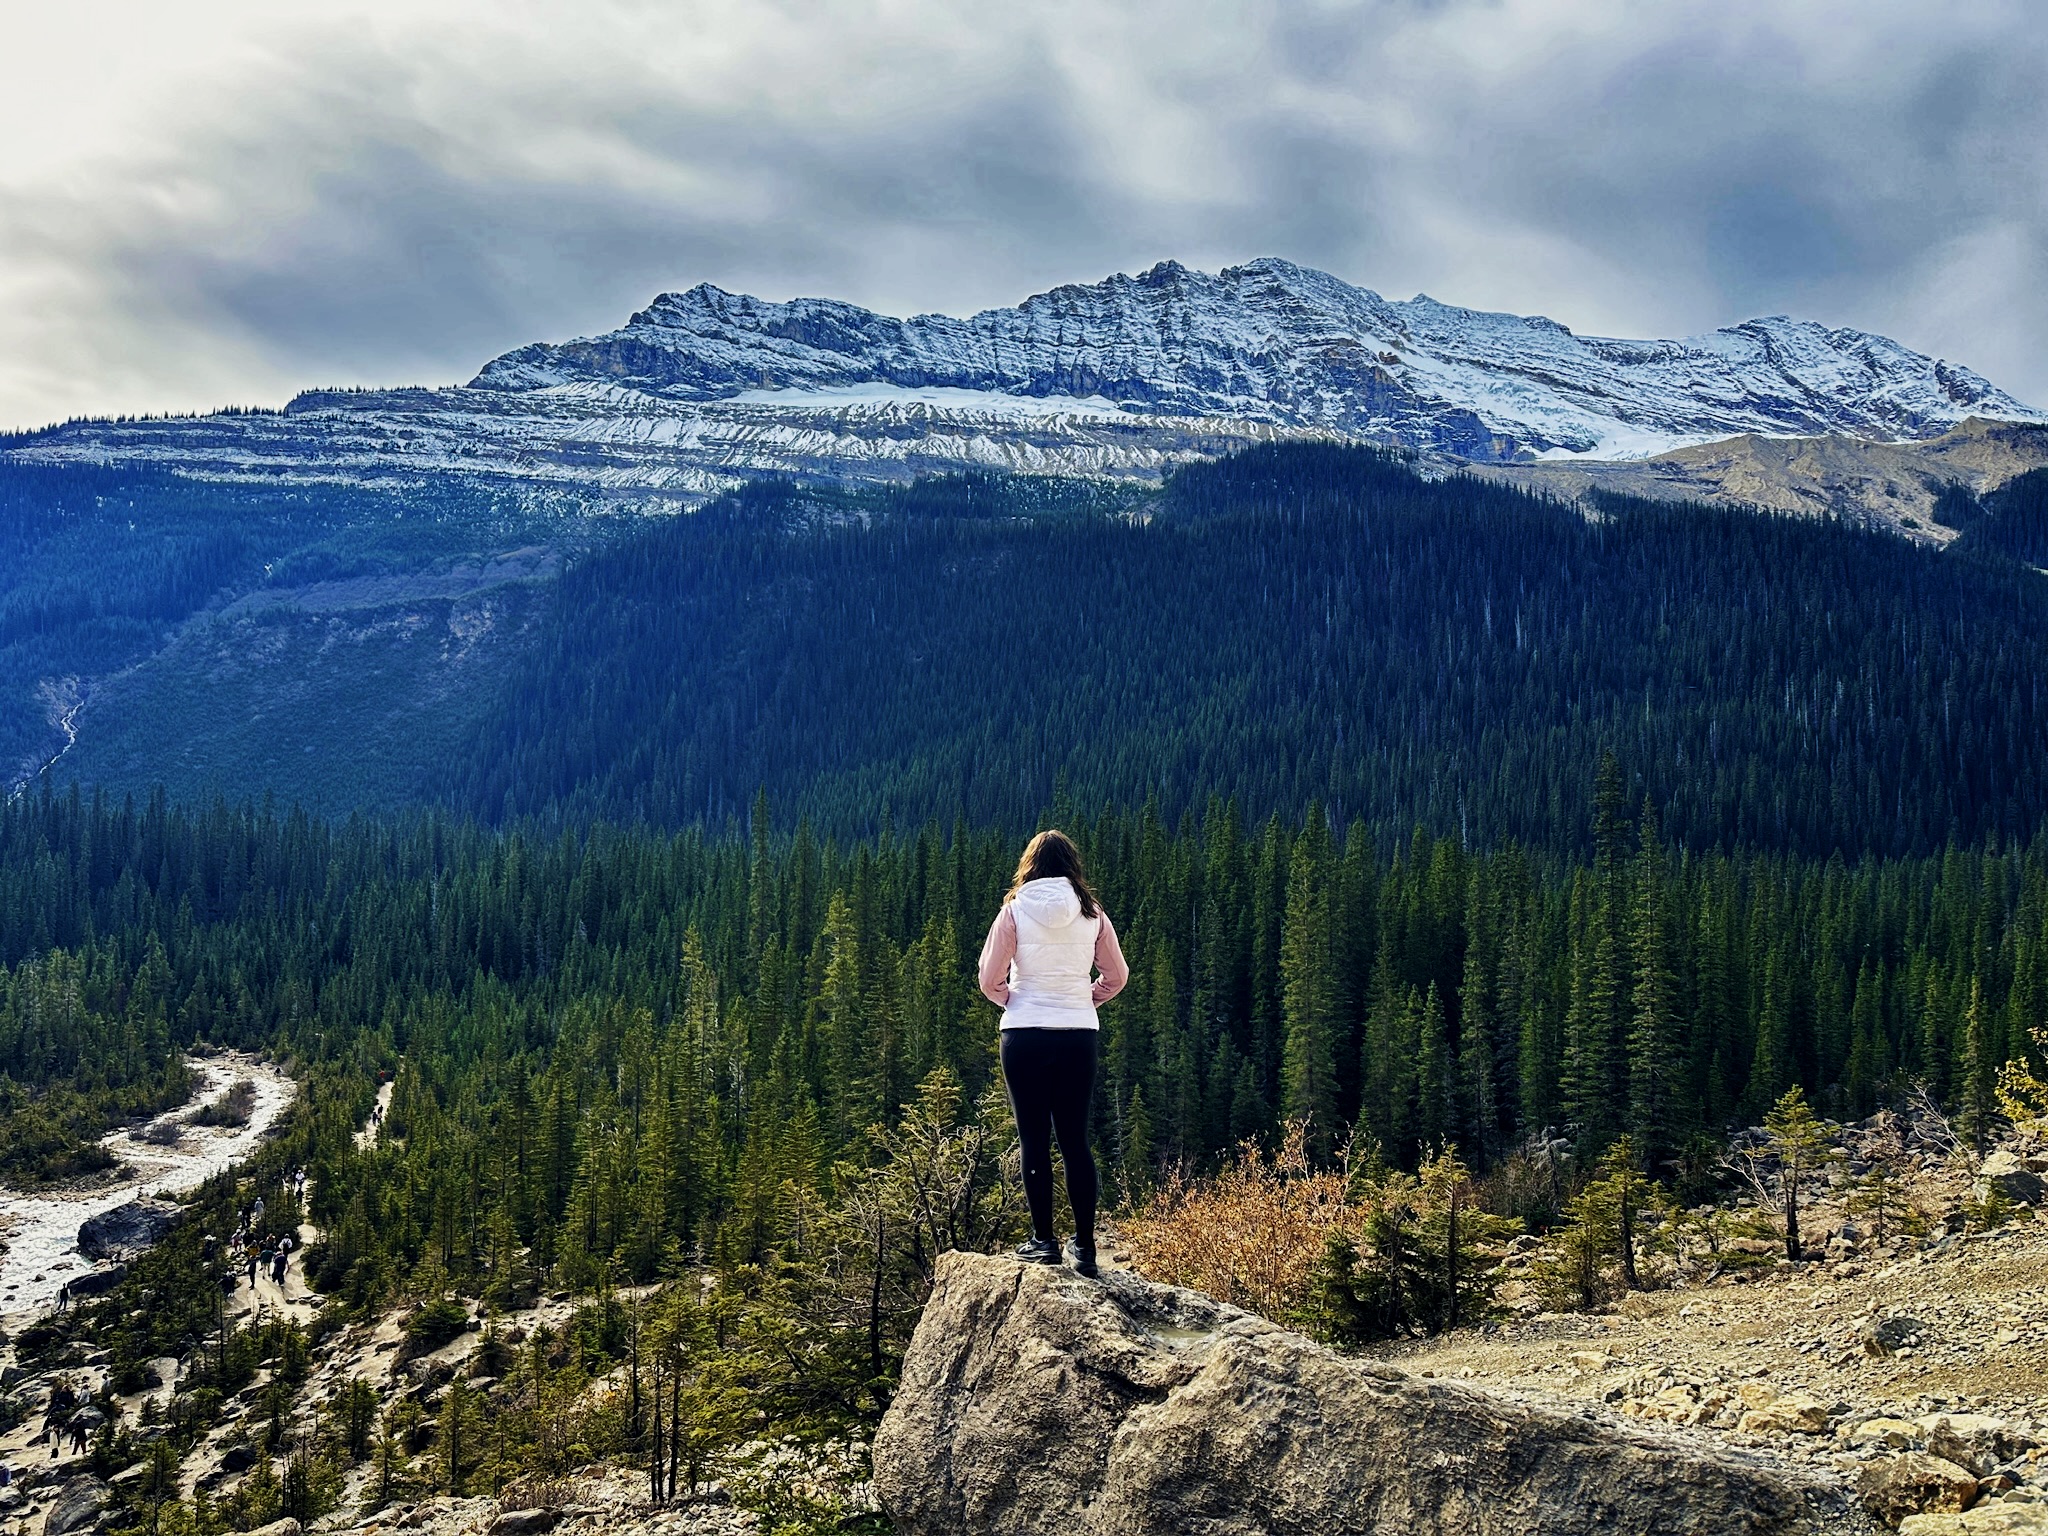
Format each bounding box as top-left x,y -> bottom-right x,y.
1000,1027 -> 1099,1245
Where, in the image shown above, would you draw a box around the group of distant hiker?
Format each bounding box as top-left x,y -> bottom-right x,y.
33,1374 -> 111,1462
220,1166 -> 310,1297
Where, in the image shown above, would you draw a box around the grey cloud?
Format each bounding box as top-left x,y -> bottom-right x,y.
3,0 -> 2045,429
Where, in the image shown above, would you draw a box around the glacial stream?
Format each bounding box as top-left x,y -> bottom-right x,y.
0,1053 -> 297,1318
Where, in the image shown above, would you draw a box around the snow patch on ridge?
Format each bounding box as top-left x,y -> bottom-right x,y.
728,384 -> 1132,418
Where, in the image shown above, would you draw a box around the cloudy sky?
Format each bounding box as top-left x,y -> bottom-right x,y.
3,0 -> 2044,431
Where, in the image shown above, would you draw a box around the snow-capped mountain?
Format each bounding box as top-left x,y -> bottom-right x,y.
10,258 -> 2040,497
474,257 -> 2039,458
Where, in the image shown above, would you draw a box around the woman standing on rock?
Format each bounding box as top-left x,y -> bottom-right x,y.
978,830 -> 1130,1277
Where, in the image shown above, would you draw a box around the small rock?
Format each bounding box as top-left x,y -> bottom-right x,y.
489,1511 -> 561,1536
246,1520 -> 301,1536
1863,1317 -> 1931,1357
1861,1452 -> 1984,1525
219,1446 -> 258,1474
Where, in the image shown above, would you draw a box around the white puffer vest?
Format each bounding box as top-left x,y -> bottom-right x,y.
1001,876 -> 1102,1031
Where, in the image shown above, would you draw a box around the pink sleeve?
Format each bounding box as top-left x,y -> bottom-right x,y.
1091,910 -> 1130,1006
978,905 -> 1016,1006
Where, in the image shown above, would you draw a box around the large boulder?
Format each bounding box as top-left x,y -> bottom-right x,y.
1976,1152 -> 2045,1207
1916,1416 -> 2039,1478
1859,1454 -> 1982,1526
42,1475 -> 108,1536
874,1252 -> 1857,1536
1900,1506 -> 2048,1534
77,1199 -> 181,1262
64,1266 -> 127,1299
219,1445 -> 259,1474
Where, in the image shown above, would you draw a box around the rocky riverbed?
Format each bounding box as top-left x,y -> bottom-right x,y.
0,1052 -> 295,1319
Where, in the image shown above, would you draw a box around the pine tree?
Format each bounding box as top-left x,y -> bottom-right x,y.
1414,1143 -> 1519,1330
1961,977 -> 1997,1156
1760,1086 -> 1834,1261
1844,960 -> 1886,1115
1745,955 -> 1796,1121
1625,803 -> 1680,1161
1123,1086 -> 1155,1199
1413,985 -> 1450,1156
1561,869 -> 1623,1151
1458,869 -> 1501,1160
1595,1135 -> 1653,1291
818,890 -> 873,1143
1280,812 -> 1338,1150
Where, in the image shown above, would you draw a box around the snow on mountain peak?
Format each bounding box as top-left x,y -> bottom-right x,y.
468,259 -> 2041,461
10,259 -> 2041,508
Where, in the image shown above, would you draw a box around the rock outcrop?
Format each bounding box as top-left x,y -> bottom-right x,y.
64,1264 -> 128,1297
42,1475 -> 108,1536
77,1198 -> 181,1261
874,1252 -> 1861,1536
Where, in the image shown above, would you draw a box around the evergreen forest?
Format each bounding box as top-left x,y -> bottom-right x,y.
2,767 -> 2043,1279
450,450 -> 2048,859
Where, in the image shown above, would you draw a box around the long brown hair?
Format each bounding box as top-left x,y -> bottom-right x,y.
1006,829 -> 1100,917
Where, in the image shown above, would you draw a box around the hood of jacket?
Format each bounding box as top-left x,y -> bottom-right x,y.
1013,876 -> 1082,928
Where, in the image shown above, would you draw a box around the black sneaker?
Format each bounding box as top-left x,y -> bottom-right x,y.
1064,1238 -> 1098,1277
1014,1237 -> 1060,1265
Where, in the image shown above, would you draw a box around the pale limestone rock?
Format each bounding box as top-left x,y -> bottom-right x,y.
1860,1453 -> 1982,1526
1898,1504 -> 2048,1534
875,1251 -> 1856,1536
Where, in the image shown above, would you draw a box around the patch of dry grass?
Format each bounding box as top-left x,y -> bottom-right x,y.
1119,1124 -> 1354,1322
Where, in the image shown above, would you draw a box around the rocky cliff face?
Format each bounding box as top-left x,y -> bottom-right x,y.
471,259 -> 2039,460
9,260 -> 2040,509
1493,417 -> 2048,543
873,1251 -> 1867,1536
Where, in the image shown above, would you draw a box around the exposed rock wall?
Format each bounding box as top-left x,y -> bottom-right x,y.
874,1252 -> 1867,1536
77,1199 -> 181,1262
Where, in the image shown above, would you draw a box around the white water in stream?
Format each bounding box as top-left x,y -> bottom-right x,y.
0,1053 -> 296,1318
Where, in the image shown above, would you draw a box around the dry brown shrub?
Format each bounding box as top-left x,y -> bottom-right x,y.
1120,1123 -> 1355,1322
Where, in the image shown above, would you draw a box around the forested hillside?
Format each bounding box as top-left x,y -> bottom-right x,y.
13,445 -> 2048,856
451,446 -> 2048,859
0,458 -> 591,807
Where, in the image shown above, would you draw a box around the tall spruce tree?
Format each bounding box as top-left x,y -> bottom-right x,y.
1280,810 -> 1339,1150
1625,802 -> 1681,1161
